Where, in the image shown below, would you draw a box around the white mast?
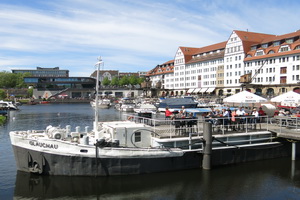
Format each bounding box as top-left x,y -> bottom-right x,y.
94,56 -> 102,133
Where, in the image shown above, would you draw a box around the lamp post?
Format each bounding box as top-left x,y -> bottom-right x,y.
94,56 -> 103,133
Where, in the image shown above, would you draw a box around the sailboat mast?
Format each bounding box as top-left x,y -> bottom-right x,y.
94,56 -> 102,133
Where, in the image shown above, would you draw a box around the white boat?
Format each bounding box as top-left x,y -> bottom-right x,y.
9,114 -> 290,176
134,103 -> 157,114
9,58 -> 290,176
0,100 -> 18,110
115,97 -> 136,112
90,99 -> 111,108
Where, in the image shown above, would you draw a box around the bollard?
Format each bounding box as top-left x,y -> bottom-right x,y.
292,142 -> 296,161
202,122 -> 212,170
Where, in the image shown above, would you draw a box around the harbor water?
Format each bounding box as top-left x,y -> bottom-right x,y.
1,104 -> 300,199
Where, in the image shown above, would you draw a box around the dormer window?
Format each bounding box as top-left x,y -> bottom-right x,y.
295,45 -> 300,50
286,38 -> 294,44
255,50 -> 264,56
262,43 -> 268,48
279,45 -> 289,52
268,50 -> 275,54
273,41 -> 280,46
251,46 -> 257,50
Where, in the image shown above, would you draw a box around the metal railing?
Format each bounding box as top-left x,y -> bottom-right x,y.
125,114 -> 272,139
271,116 -> 300,133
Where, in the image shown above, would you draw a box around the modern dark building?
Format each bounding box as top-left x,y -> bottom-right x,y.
23,77 -> 96,99
12,67 -> 69,77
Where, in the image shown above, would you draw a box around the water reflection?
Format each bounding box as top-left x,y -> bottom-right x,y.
14,158 -> 300,200
3,104 -> 300,199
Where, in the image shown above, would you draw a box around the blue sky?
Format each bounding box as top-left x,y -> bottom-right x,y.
1,0 -> 300,76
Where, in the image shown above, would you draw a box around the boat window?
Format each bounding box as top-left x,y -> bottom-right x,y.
134,132 -> 141,143
80,149 -> 88,153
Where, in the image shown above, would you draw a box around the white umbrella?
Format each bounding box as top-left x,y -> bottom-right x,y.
271,91 -> 300,106
223,91 -> 267,103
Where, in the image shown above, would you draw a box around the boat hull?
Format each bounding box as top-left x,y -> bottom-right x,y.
11,139 -> 290,176
12,145 -> 202,176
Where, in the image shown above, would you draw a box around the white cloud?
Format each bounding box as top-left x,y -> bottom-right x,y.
0,0 -> 300,76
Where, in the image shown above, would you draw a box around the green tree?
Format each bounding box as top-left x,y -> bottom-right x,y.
0,89 -> 6,99
128,76 -> 138,86
0,71 -> 31,88
16,72 -> 31,88
110,77 -> 119,86
119,76 -> 129,86
137,77 -> 145,85
102,77 -> 111,86
27,88 -> 33,98
0,71 -> 17,88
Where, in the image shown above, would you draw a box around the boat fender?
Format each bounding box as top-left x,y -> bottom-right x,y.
53,132 -> 62,139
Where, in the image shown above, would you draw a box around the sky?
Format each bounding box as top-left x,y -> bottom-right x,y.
1,0 -> 300,77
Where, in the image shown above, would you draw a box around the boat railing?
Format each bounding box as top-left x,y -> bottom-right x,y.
125,114 -> 272,139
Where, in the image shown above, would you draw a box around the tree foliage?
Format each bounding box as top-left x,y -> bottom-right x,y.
137,77 -> 145,85
0,71 -> 30,88
102,77 -> 111,86
119,76 -> 129,86
128,76 -> 138,86
0,89 -> 6,99
27,88 -> 33,97
111,77 -> 119,86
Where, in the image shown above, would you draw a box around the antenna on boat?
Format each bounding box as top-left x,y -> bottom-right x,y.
94,56 -> 103,133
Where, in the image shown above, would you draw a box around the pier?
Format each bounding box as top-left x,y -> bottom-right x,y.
267,117 -> 300,160
127,114 -> 300,163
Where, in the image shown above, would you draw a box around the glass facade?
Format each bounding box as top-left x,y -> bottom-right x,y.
24,77 -> 96,90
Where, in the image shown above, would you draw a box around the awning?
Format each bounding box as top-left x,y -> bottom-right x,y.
193,88 -> 201,93
206,88 -> 215,93
200,88 -> 208,93
187,88 -> 195,93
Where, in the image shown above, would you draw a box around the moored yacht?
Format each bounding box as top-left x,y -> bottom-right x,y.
90,99 -> 111,109
0,100 -> 18,110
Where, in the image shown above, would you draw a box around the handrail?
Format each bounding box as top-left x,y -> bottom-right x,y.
124,114 -> 272,138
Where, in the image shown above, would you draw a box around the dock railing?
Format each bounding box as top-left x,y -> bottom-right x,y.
125,114 -> 272,139
271,116 -> 300,133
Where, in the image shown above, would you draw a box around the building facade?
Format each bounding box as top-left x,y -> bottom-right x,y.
147,29 -> 300,97
146,60 -> 174,96
12,67 -> 69,77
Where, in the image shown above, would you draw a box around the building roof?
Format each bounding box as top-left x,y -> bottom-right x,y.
194,41 -> 227,55
178,47 -> 201,63
147,60 -> 174,76
260,29 -> 300,44
244,30 -> 300,61
234,30 -> 275,53
187,41 -> 226,64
